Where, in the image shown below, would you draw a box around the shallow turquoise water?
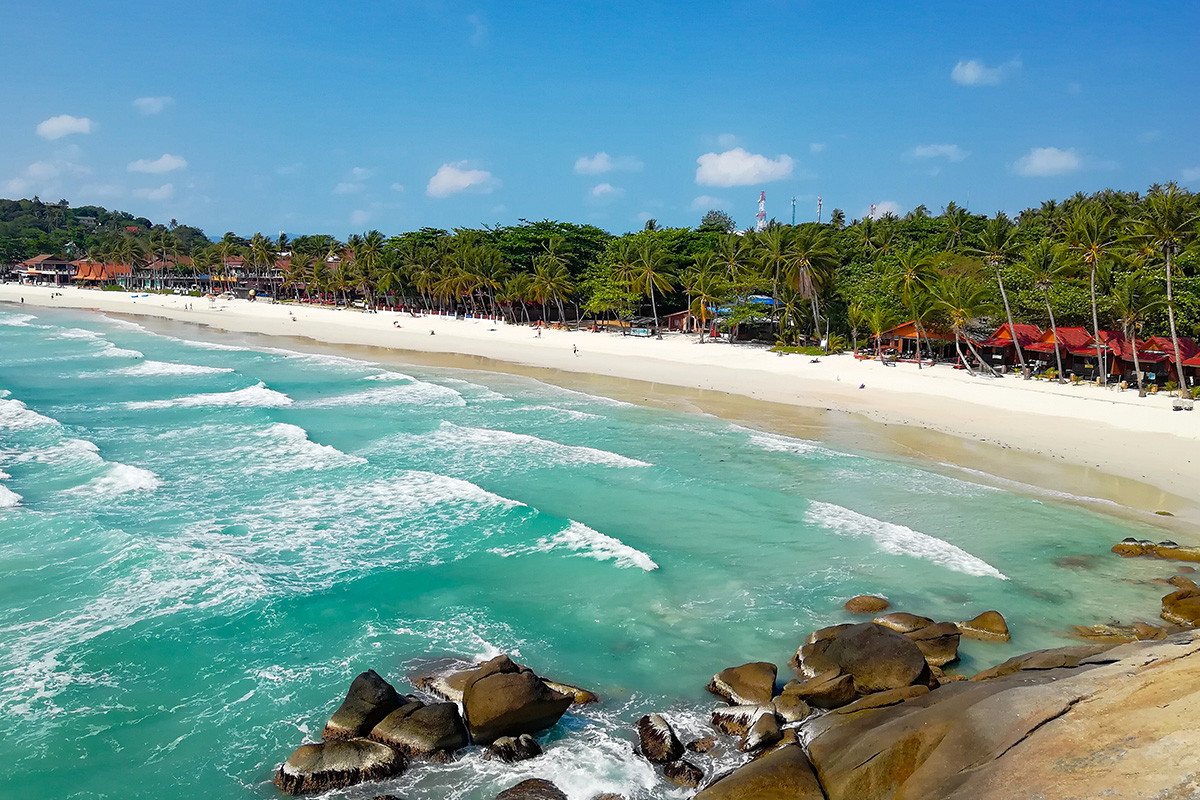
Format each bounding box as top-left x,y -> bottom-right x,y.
0,304 -> 1174,799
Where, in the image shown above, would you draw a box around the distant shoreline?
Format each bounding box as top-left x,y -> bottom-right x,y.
5,283 -> 1198,536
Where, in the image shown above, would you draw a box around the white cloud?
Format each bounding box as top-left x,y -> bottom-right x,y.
128,154 -> 187,174
690,195 -> 728,211
390,182 -> 405,192
350,166 -> 371,180
695,148 -> 794,187
332,182 -> 364,195
1013,147 -> 1081,177
467,13 -> 486,45
350,209 -> 371,226
951,58 -> 1021,86
1181,167 -> 1200,182
589,182 -> 624,201
133,183 -> 174,201
717,133 -> 739,148
868,201 -> 903,219
37,114 -> 93,140
911,143 -> 967,162
574,152 -> 644,174
809,142 -> 826,154
426,161 -> 499,197
132,96 -> 173,115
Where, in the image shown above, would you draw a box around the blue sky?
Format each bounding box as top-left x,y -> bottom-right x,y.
2,2 -> 1198,238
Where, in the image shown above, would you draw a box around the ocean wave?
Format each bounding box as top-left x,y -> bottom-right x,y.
805,501 -> 1008,579
441,378 -> 508,403
304,381 -> 465,408
66,463 -> 161,496
0,313 -> 37,326
249,423 -> 366,471
126,382 -> 293,410
53,327 -> 104,340
94,342 -> 145,359
413,422 -> 650,469
0,484 -> 21,508
0,398 -> 58,430
109,360 -> 235,377
492,520 -> 658,571
364,370 -> 418,382
8,437 -> 103,467
941,464 -> 1125,509
520,405 -> 603,421
745,429 -> 825,456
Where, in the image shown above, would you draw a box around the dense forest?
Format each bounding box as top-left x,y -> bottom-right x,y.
3,186 -> 1199,367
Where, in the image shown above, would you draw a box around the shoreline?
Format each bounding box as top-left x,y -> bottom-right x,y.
4,283 -> 1198,536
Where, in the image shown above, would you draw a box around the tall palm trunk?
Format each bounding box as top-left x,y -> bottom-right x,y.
648,283 -> 659,329
1127,321 -> 1145,396
1043,290 -> 1066,383
995,266 -> 1027,371
953,333 -> 975,375
1089,267 -> 1106,385
1165,249 -> 1189,394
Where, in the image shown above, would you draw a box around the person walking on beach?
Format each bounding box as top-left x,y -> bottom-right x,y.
573,344 -> 578,356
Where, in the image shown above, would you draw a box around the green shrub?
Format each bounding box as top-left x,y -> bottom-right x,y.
101,284 -> 125,291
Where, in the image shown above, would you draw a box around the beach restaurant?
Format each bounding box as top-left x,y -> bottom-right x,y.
72,260 -> 132,286
875,320 -> 956,360
977,323 -> 1042,367
14,254 -> 77,285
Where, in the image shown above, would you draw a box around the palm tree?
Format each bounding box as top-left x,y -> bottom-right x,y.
933,274 -> 998,375
755,227 -> 789,301
1135,184 -> 1199,394
283,252 -> 314,300
969,213 -> 1027,371
886,247 -> 939,367
1110,272 -> 1165,396
940,203 -> 972,252
1063,209 -> 1120,385
216,233 -> 241,292
782,224 -> 839,346
863,303 -> 901,360
1018,241 -> 1073,381
530,256 -> 574,324
631,241 -> 673,328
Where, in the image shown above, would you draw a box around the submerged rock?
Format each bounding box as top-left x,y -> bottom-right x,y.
956,610 -> 1010,642
485,734 -> 542,763
663,759 -> 704,788
686,736 -> 717,753
274,738 -> 402,796
493,779 -> 567,800
843,594 -> 890,614
707,661 -> 777,706
323,670 -> 404,741
635,713 -> 683,763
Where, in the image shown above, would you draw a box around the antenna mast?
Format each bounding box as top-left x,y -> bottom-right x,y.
756,191 -> 767,232
791,196 -> 797,225
816,196 -> 823,224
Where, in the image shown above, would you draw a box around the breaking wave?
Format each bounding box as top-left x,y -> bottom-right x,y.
126,382 -> 293,410
492,520 -> 658,571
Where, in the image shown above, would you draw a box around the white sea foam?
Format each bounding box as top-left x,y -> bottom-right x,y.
493,520 -> 658,571
364,370 -> 418,382
67,463 -> 161,496
746,429 -> 824,456
10,437 -> 103,466
126,382 -> 293,410
942,464 -> 1125,509
0,398 -> 58,430
0,313 -> 37,326
249,423 -> 365,471
520,405 -> 603,421
806,501 -> 1008,579
109,360 -> 234,377
0,484 -> 21,507
413,422 -> 650,469
441,377 -> 508,403
94,342 -> 145,359
305,381 -> 465,408
53,327 -> 104,340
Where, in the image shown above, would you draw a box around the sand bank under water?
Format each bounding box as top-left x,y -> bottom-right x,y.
4,283 -> 1197,535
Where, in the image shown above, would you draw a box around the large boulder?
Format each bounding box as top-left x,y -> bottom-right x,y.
1162,588 -> 1200,627
956,610 -> 1010,642
771,689 -> 814,724
414,656 -> 596,705
707,661 -> 777,706
710,704 -> 773,736
635,713 -> 683,763
871,612 -> 934,634
1154,543 -> 1200,563
903,621 -> 961,667
485,734 -> 543,763
368,701 -> 468,761
663,759 -> 704,788
822,623 -> 935,693
694,743 -> 825,800
806,631 -> 1200,800
323,670 -> 405,740
463,666 -> 573,745
494,779 -> 567,800
274,738 -> 401,796
779,671 -> 856,710
844,595 -> 890,614
970,644 -> 1116,681
740,712 -> 782,752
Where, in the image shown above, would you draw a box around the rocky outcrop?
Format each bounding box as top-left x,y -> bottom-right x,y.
771,687 -> 814,723
1162,588 -> 1200,626
779,670 -> 856,709
1112,538 -> 1200,562
484,734 -> 542,763
635,713 -> 683,763
693,743 -> 825,800
706,661 -> 777,706
805,631 -> 1200,800
710,704 -> 773,735
821,623 -> 935,693
956,610 -> 1010,642
273,738 -> 402,796
970,643 -> 1116,681
663,759 -> 704,788
322,670 -> 405,740
462,659 -> 573,745
871,612 -> 933,634
368,701 -> 468,761
493,778 -> 567,800
1071,621 -> 1168,643
902,621 -> 960,667
740,711 -> 782,752
843,595 -> 890,614
413,656 -> 595,705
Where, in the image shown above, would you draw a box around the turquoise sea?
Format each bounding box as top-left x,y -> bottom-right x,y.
0,304 -> 1175,799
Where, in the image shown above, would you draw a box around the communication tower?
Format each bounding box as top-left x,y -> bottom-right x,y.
755,191 -> 767,232
817,196 -> 823,224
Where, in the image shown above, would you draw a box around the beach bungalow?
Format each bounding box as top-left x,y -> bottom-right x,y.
72,261 -> 132,287
875,320 -> 956,361
16,254 -> 76,285
1147,336 -> 1200,387
977,323 -> 1042,368
1025,326 -> 1096,376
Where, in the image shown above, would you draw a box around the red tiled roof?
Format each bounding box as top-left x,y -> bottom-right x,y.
1147,336 -> 1200,361
982,323 -> 1042,348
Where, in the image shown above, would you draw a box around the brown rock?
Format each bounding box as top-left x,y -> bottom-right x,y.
781,670 -> 857,710
806,623 -> 856,644
707,661 -> 777,706
771,690 -> 814,723
494,779 -> 567,800
957,610 -> 1010,642
462,669 -> 573,745
635,713 -> 683,764
1112,538 -> 1151,557
903,621 -> 961,666
663,759 -> 705,788
1169,575 -> 1199,591
322,670 -> 405,741
843,595 -> 890,614
827,684 -> 930,716
484,734 -> 542,763
740,712 -> 782,752
369,701 -> 468,760
790,639 -> 838,678
413,657 -> 596,706
1154,544 -> 1200,563
971,644 -> 1115,681
274,738 -> 402,796
694,744 -> 824,800
871,612 -> 934,634
686,737 -> 717,753
541,680 -> 598,705
823,623 -> 934,693
1162,588 -> 1200,627
710,704 -> 773,736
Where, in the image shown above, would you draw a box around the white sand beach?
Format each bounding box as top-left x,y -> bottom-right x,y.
5,283 -> 1197,530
